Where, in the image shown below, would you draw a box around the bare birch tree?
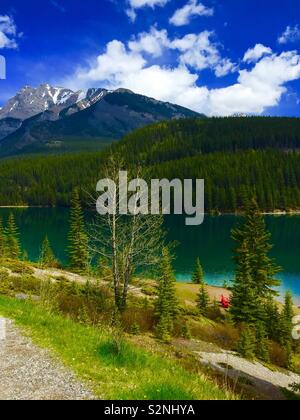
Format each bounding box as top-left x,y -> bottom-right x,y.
88,155 -> 165,311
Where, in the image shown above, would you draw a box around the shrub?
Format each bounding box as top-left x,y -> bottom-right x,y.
3,260 -> 34,275
121,306 -> 155,333
0,269 -> 11,295
130,322 -> 141,335
189,319 -> 239,350
181,323 -> 192,340
13,276 -> 40,295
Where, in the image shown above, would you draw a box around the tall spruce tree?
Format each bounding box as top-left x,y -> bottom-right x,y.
40,236 -> 58,268
230,241 -> 264,325
5,213 -> 20,260
282,291 -> 295,333
192,258 -> 204,284
255,322 -> 270,362
231,199 -> 281,326
155,314 -> 173,343
232,199 -> 281,298
237,327 -> 256,360
68,188 -> 89,273
265,297 -> 281,341
197,284 -> 209,316
155,247 -> 179,340
279,291 -> 295,368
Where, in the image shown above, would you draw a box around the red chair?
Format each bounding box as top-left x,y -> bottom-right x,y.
220,294 -> 230,309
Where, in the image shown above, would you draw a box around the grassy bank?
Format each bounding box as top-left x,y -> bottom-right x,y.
0,295 -> 234,400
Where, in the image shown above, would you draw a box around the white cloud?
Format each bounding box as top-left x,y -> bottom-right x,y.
76,40 -> 146,84
243,44 -> 273,63
128,28 -> 236,77
169,0 -> 213,27
209,51 -> 300,115
0,15 -> 19,49
66,30 -> 300,117
126,0 -> 169,22
214,58 -> 237,77
171,31 -> 237,77
128,27 -> 170,57
278,25 -> 300,44
125,8 -> 137,22
129,0 -> 168,7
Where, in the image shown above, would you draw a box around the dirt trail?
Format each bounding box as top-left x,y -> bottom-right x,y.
198,350 -> 300,400
0,318 -> 95,400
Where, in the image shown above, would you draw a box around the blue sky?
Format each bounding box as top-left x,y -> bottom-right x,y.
1,0 -> 300,115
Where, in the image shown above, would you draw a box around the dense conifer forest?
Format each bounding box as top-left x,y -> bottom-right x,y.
1,117 -> 300,211
116,117 -> 300,164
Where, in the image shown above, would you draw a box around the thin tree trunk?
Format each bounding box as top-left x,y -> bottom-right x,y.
112,212 -> 121,309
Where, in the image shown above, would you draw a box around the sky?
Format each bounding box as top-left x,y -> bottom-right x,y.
1,0 -> 300,116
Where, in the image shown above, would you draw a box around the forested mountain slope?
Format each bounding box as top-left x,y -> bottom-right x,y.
0,90 -> 200,157
114,117 -> 300,164
1,117 -> 300,212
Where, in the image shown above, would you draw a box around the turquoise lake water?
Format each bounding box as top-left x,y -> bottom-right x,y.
1,208 -> 299,305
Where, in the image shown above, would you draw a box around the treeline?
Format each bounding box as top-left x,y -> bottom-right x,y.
116,117 -> 300,165
0,149 -> 300,212
1,117 -> 300,211
0,152 -> 105,206
150,150 -> 300,212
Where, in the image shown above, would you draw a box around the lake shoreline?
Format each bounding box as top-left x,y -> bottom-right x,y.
0,207 -> 299,305
182,283 -> 300,311
1,205 -> 300,216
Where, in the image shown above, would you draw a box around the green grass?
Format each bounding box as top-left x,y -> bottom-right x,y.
0,295 -> 235,400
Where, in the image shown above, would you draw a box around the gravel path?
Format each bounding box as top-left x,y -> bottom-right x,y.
0,318 -> 95,400
198,351 -> 300,399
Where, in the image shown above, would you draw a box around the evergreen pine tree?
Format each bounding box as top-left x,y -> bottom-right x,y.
255,322 -> 270,362
192,258 -> 204,284
40,236 -> 59,268
279,291 -> 294,344
156,314 -> 172,343
265,297 -> 281,341
231,199 -> 281,326
5,213 -> 20,260
181,323 -> 192,339
232,199 -> 281,299
283,291 -> 294,328
279,291 -> 295,368
0,217 -> 7,258
237,327 -> 256,360
284,341 -> 294,370
197,284 -> 209,316
155,247 -> 179,340
230,241 -> 264,325
68,188 -> 89,273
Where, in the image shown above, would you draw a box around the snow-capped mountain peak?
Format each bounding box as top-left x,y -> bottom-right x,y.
60,88 -> 109,116
0,84 -> 84,121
